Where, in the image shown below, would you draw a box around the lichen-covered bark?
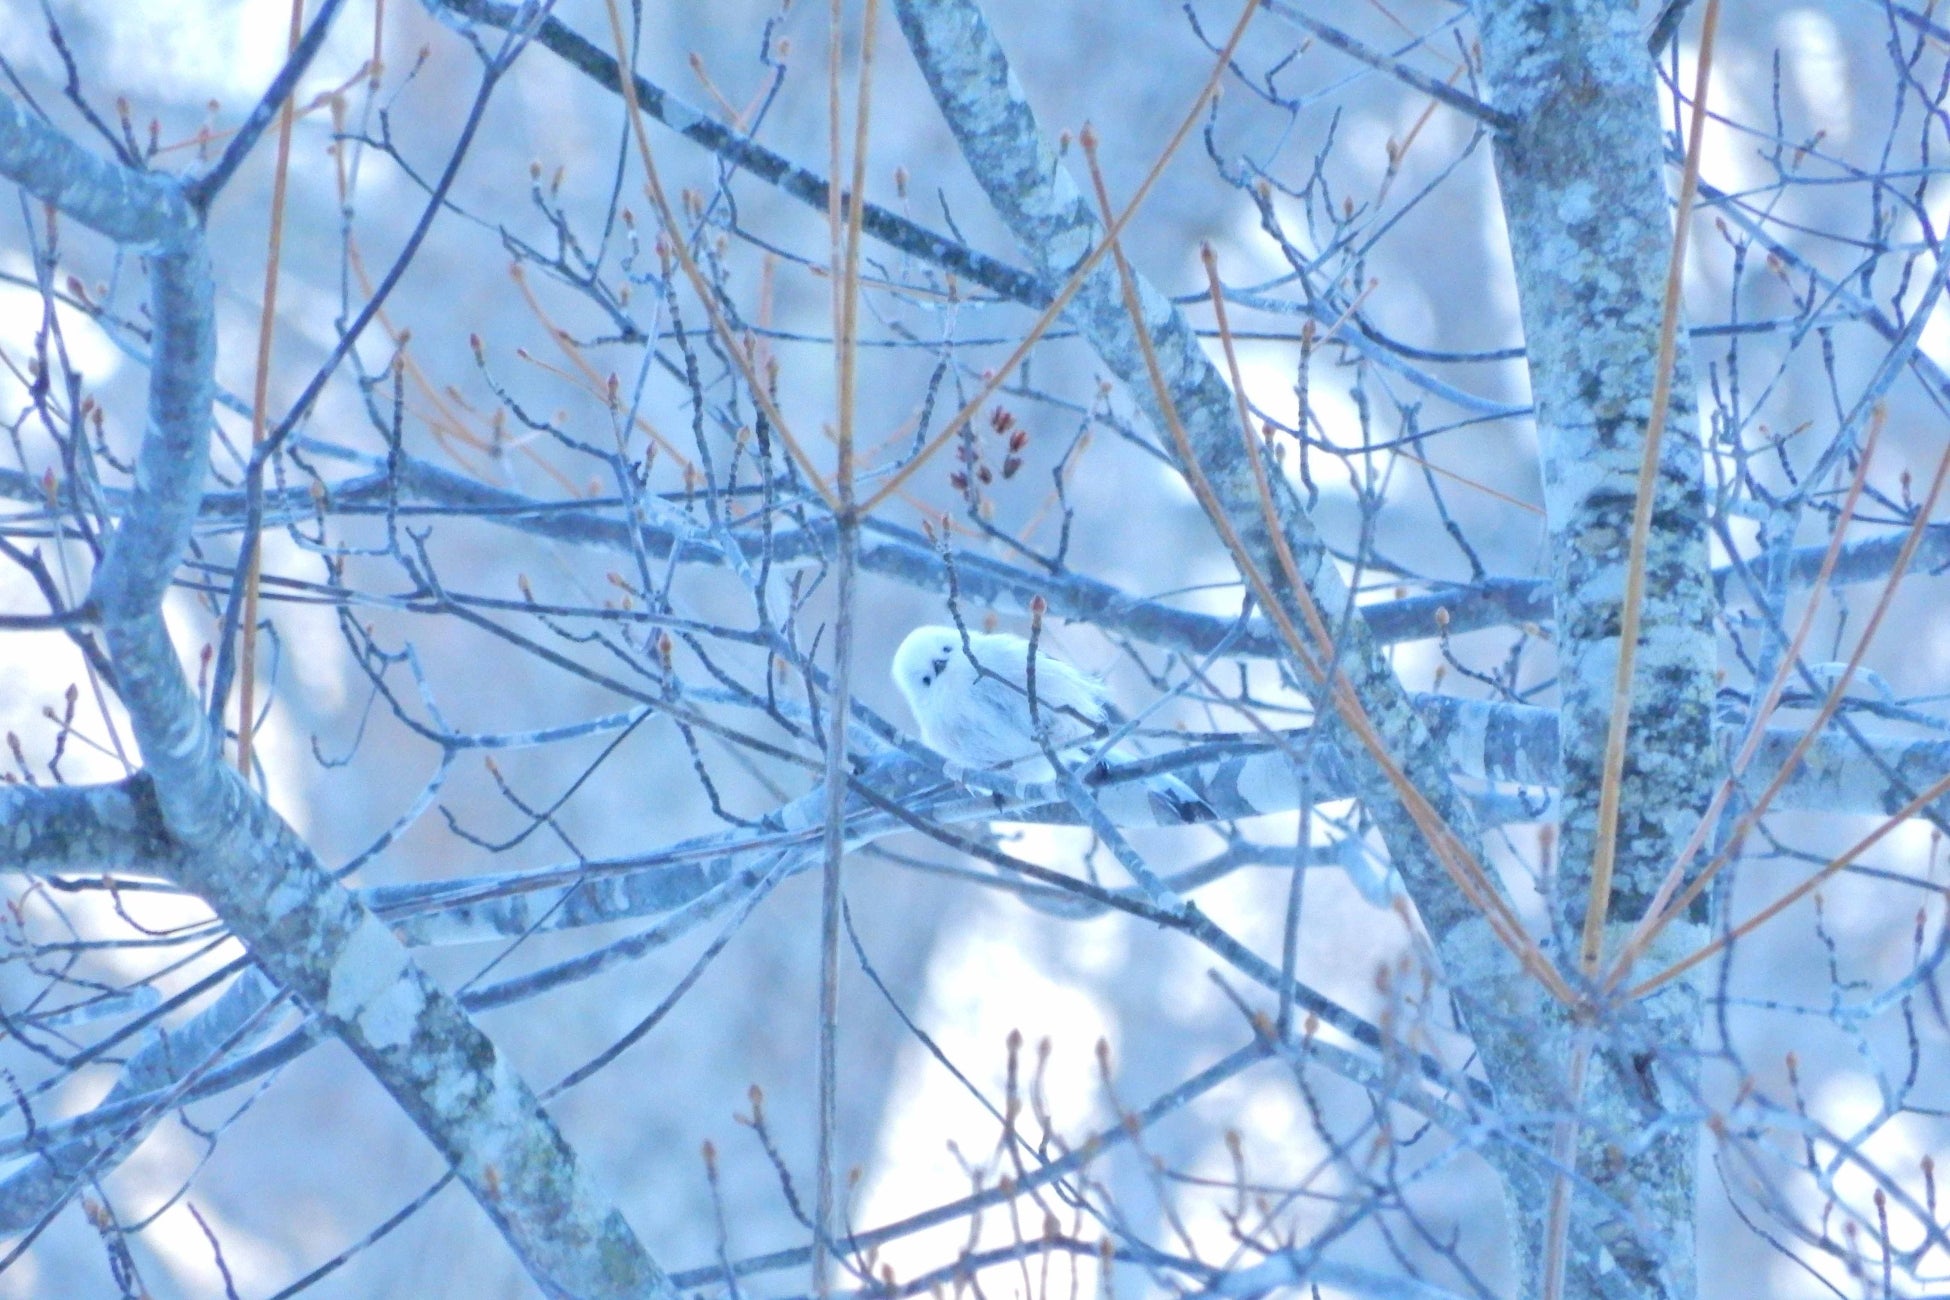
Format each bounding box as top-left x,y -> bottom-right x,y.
0,777 -> 179,874
1469,2 -> 1717,1296
1473,0 -> 1718,925
0,92 -> 672,1300
1448,918 -> 1703,1300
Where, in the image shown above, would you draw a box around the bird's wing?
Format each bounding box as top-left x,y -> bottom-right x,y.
956,632 -> 1107,754
1038,659 -> 1109,724
966,632 -> 1030,680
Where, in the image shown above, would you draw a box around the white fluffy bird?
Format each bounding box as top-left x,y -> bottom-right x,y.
890,625 -> 1211,823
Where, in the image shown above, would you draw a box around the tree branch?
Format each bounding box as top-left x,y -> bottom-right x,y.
0,89 -> 674,1300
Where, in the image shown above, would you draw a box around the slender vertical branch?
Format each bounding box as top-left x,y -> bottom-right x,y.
235,0 -> 307,779
815,0 -> 879,1290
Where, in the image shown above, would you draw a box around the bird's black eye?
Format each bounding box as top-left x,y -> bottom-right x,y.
920,673 -> 932,686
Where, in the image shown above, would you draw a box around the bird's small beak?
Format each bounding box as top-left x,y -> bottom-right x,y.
930,655 -> 948,679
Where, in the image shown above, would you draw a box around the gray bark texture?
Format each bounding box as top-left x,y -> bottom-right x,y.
1465,1 -> 1718,1296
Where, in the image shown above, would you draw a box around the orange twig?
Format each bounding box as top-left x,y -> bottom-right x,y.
1085,125 -> 1569,1000
855,0 -> 1261,515
1629,766 -> 1950,1000
1603,408 -> 1884,990
1578,0 -> 1722,973
237,0 -> 307,778
1615,435 -> 1950,990
602,0 -> 837,510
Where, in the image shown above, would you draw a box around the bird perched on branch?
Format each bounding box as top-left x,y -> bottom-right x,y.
890,624 -> 1212,824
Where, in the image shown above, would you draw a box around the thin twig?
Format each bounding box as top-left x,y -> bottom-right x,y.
814,0 -> 879,1290
856,0 -> 1260,514
600,0 -> 838,510
1603,409 -> 1884,989
1625,439 -> 1950,995
1089,155 -> 1568,1002
1539,1035 -> 1594,1300
1259,1 -> 1516,132
1629,765 -> 1950,999
1579,0 -> 1722,974
1190,237 -> 1565,1001
236,0 -> 307,778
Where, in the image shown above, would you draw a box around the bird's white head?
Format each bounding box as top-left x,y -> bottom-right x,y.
891,624 -> 963,713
